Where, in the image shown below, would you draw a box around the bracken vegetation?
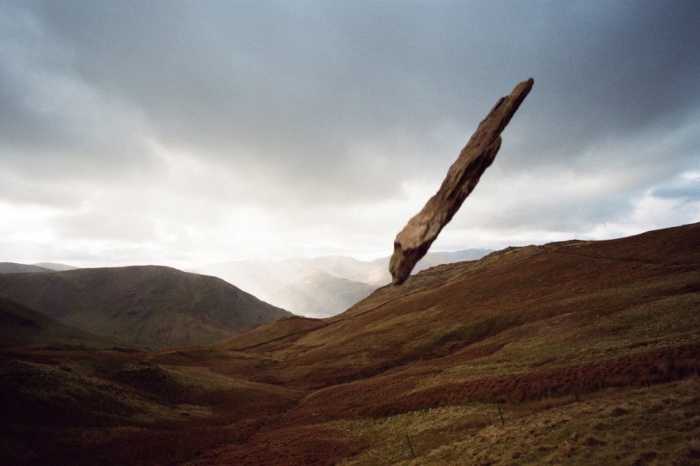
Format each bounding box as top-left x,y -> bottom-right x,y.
1,222 -> 699,465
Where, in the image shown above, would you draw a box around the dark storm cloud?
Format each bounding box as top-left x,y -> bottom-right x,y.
652,176 -> 700,202
0,2 -> 160,182
519,0 -> 700,168
4,1 -> 700,187
1,0 -> 699,265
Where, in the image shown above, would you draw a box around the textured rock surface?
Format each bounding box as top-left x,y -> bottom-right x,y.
390,78 -> 534,285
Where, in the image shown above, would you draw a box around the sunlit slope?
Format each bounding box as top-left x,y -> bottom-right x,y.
219,222 -> 699,392
0,266 -> 291,348
198,223 -> 699,465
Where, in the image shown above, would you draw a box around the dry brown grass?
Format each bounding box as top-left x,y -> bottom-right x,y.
0,345 -> 302,465
322,379 -> 700,465
2,223 -> 699,465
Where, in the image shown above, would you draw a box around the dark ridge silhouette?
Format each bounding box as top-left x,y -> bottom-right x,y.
0,262 -> 53,274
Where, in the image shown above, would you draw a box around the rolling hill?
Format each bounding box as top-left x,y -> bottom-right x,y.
0,223 -> 698,465
207,221 -> 700,463
0,296 -> 114,348
218,222 -> 700,388
0,266 -> 291,348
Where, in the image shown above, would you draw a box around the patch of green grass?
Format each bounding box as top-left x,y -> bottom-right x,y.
408,315 -> 527,359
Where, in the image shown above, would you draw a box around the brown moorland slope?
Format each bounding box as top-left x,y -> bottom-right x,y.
0,222 -> 698,465
0,265 -> 291,348
0,297 -> 114,348
0,343 -> 304,466
219,222 -> 699,389
206,222 -> 700,463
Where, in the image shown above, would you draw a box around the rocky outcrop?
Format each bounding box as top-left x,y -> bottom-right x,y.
390,78 -> 534,285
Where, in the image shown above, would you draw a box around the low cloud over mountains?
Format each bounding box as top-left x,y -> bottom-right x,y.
195,249 -> 491,317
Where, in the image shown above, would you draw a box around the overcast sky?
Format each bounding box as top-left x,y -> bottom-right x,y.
1,0 -> 699,268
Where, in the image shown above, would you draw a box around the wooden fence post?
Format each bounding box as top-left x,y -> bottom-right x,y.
406,434 -> 417,459
496,404 -> 505,426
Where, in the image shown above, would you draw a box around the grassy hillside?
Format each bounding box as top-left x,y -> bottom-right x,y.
0,343 -> 303,466
0,223 -> 698,465
0,266 -> 291,348
210,222 -> 700,463
218,223 -> 699,388
0,297 -> 114,348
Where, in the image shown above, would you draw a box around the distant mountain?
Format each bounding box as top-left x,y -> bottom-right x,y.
33,262 -> 78,271
194,249 -> 491,316
0,266 -> 291,348
274,270 -> 376,318
0,296 -> 113,348
0,262 -> 53,274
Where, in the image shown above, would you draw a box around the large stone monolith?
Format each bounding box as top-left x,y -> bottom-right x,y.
390,78 -> 534,285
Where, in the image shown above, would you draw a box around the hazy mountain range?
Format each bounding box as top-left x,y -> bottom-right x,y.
1,222 -> 697,465
194,249 -> 491,317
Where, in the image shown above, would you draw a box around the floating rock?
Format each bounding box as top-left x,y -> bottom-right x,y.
390,78 -> 534,285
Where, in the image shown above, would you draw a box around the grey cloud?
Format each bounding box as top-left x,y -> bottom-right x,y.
448,175 -> 638,236
652,177 -> 700,202
7,1 -> 699,186
0,2 -> 535,189
51,207 -> 156,242
1,0 -> 699,267
517,0 -> 700,165
0,3 -> 161,180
